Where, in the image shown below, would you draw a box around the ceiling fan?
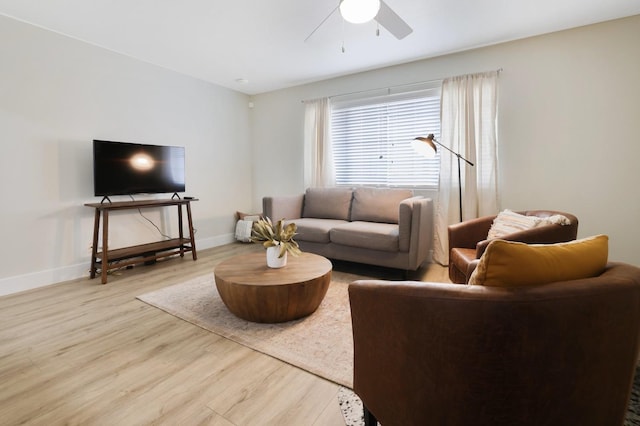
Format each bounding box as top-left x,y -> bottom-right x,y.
305,0 -> 413,43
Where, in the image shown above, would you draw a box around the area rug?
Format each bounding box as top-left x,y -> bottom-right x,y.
137,271 -> 357,388
139,273 -> 640,426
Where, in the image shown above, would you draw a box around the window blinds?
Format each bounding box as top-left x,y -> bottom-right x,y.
331,88 -> 441,188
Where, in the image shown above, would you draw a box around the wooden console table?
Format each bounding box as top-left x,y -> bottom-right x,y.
85,198 -> 198,284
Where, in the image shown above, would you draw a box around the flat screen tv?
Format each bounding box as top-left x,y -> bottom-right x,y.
93,140 -> 185,197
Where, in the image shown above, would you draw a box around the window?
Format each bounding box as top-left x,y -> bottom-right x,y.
330,86 -> 441,188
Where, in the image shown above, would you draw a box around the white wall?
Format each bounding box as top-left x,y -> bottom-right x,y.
251,15 -> 640,265
0,15 -> 253,295
1,14 -> 638,296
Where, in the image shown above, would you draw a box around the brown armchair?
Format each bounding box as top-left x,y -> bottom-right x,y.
448,210 -> 578,283
349,263 -> 640,426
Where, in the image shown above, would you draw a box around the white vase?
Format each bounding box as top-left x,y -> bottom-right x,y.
266,246 -> 288,268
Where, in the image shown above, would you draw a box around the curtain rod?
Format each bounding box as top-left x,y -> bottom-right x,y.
301,79 -> 439,103
301,68 -> 503,103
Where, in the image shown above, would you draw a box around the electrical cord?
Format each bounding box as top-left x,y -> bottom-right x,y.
138,209 -> 172,239
129,195 -> 172,240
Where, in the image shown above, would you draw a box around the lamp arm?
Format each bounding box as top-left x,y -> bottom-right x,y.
432,138 -> 474,167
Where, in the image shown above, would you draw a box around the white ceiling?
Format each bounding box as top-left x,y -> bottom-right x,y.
0,1 -> 639,95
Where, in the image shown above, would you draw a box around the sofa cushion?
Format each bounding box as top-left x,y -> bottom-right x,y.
302,188 -> 353,220
350,187 -> 413,224
330,221 -> 399,252
288,218 -> 349,243
469,235 -> 608,287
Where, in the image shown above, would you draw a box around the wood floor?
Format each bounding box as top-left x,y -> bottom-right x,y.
0,243 -> 449,425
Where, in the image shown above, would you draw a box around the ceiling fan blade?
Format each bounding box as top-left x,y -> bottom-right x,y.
375,0 -> 413,40
304,5 -> 340,42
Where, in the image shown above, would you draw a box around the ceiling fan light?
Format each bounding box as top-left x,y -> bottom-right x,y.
339,0 -> 381,24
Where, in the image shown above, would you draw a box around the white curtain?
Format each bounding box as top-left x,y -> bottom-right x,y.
303,98 -> 334,188
433,71 -> 499,265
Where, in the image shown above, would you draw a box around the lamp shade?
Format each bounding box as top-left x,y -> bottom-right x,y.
339,0 -> 381,24
412,135 -> 438,158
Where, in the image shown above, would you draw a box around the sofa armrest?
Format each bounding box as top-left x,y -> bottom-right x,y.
262,195 -> 304,221
448,215 -> 496,250
399,197 -> 433,267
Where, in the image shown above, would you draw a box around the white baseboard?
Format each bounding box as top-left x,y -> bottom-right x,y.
0,233 -> 236,297
0,262 -> 88,297
196,233 -> 235,250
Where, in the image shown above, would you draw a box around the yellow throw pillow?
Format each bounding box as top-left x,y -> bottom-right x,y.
468,235 -> 608,287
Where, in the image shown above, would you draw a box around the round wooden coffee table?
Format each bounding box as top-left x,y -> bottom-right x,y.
214,252 -> 332,323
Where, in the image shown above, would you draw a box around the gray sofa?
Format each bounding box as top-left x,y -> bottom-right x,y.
263,187 -> 433,271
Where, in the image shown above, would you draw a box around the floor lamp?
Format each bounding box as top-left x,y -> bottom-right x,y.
412,134 -> 474,222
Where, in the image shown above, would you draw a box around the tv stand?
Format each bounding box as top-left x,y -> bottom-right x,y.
85,198 -> 198,284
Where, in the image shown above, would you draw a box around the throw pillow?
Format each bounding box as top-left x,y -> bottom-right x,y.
235,211 -> 262,221
541,214 -> 571,226
468,235 -> 608,287
234,211 -> 262,242
487,210 -> 571,239
234,220 -> 254,243
487,210 -> 542,239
